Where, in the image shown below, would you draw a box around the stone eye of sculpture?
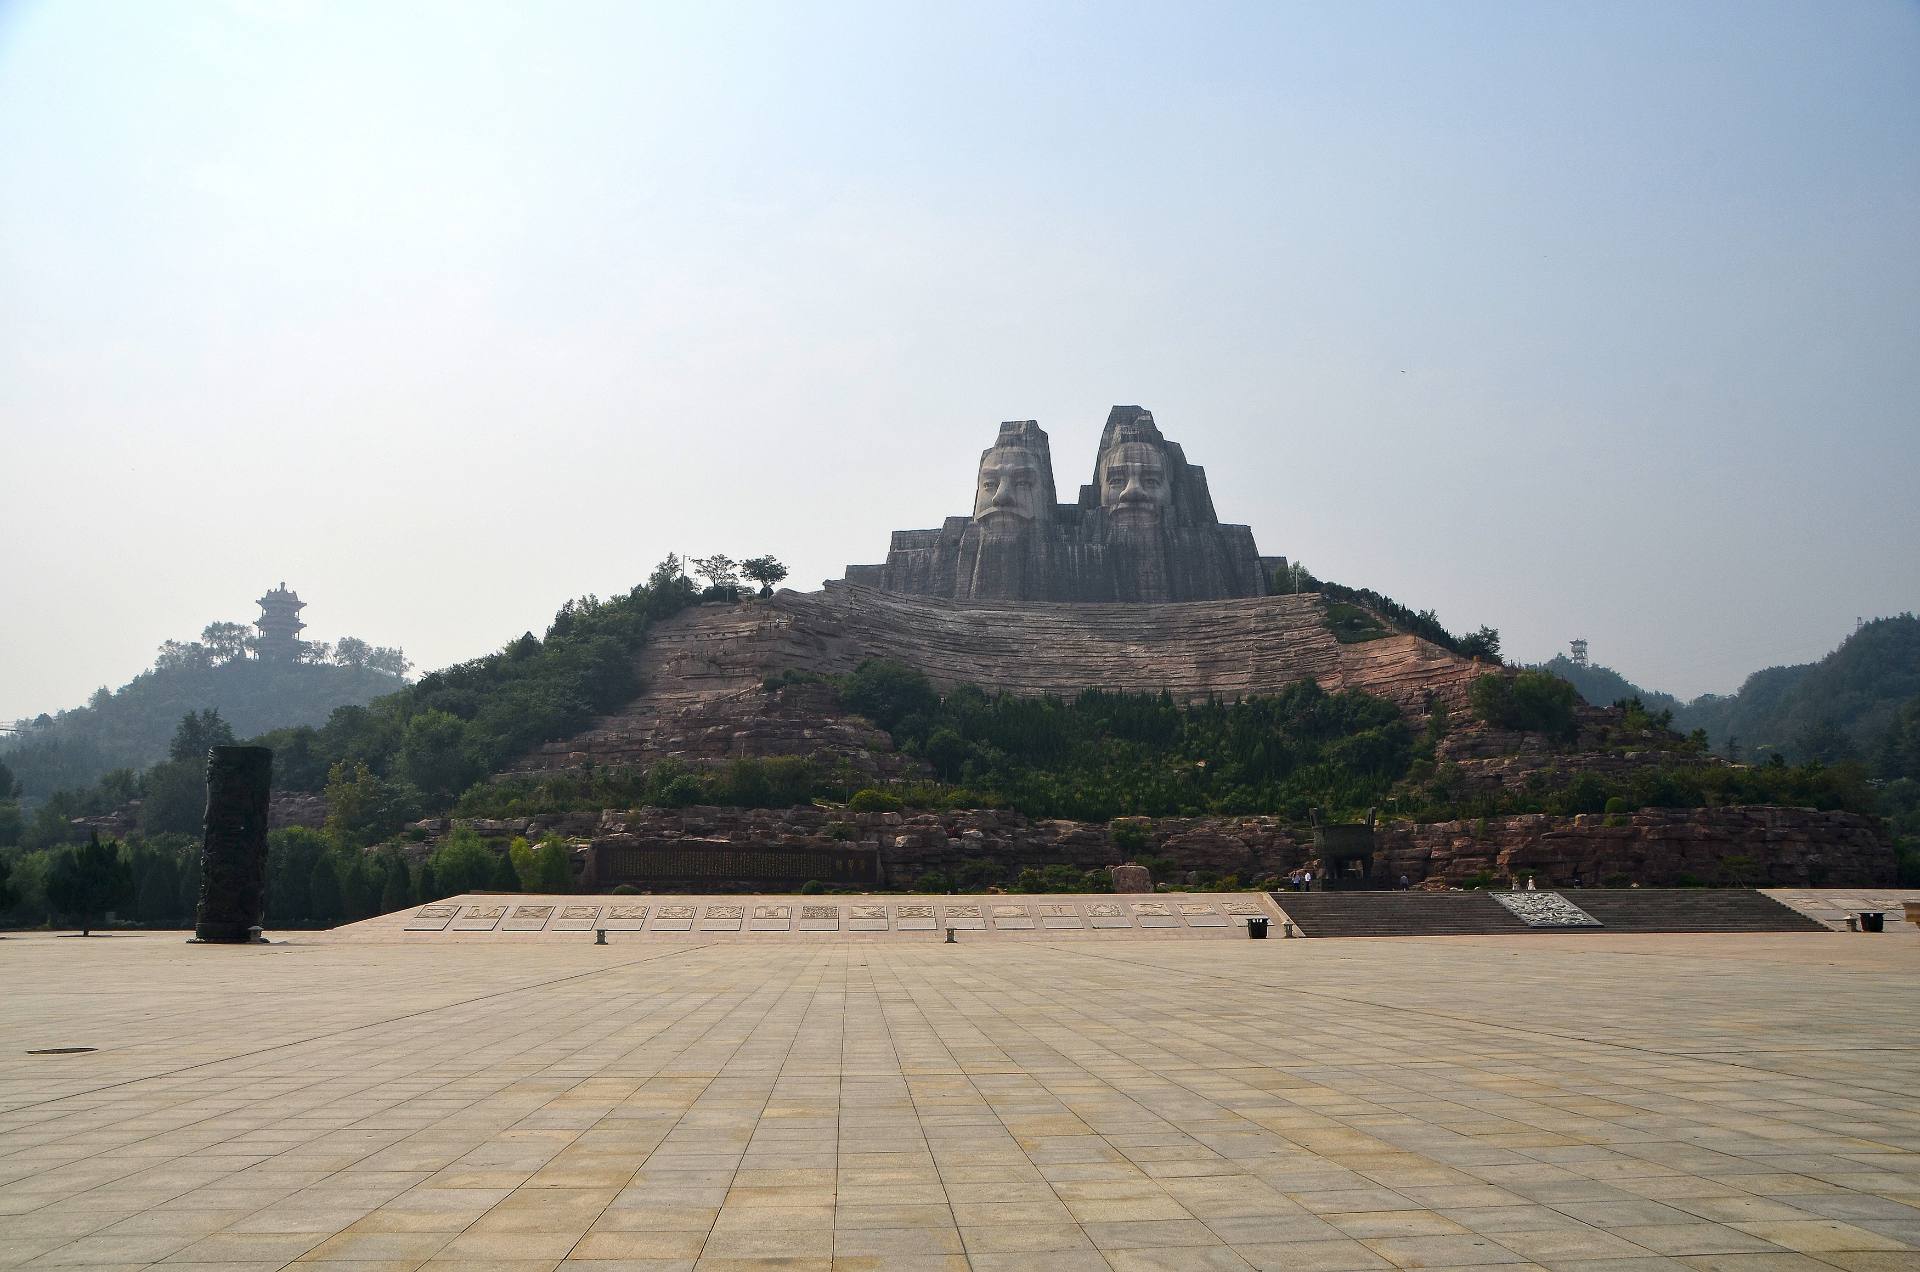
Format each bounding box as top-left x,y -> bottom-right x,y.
1099,441 -> 1173,520
973,449 -> 1045,522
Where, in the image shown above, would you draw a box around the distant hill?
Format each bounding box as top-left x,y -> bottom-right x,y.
1531,613 -> 1920,762
3,656 -> 406,800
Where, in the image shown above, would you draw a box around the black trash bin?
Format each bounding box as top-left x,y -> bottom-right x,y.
1247,916 -> 1269,939
1860,912 -> 1885,933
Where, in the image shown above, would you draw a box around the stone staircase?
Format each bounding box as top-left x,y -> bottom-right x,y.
1271,888 -> 1829,938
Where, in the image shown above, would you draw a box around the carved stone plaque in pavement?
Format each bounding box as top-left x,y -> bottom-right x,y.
1086,902 -> 1131,929
701,904 -> 745,931
751,904 -> 792,932
896,904 -> 936,931
406,903 -> 461,932
652,904 -> 696,932
551,905 -> 602,932
1493,892 -> 1602,927
849,903 -> 889,932
1221,900 -> 1265,916
1179,902 -> 1229,928
502,905 -> 555,932
941,903 -> 986,931
452,904 -> 509,932
799,904 -> 839,932
1037,902 -> 1083,929
992,903 -> 1035,930
1132,900 -> 1178,929
601,904 -> 648,931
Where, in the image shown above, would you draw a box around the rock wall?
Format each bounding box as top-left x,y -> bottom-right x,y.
565,803 -> 1893,889
513,584 -> 1486,776
1375,807 -> 1893,889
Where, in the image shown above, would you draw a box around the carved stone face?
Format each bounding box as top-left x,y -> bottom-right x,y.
973,448 -> 1046,524
1099,440 -> 1172,523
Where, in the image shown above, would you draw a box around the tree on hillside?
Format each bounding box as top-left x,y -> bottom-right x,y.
141,760 -> 209,837
0,757 -> 16,799
154,639 -> 213,673
0,857 -> 18,916
398,710 -> 480,799
323,761 -> 422,848
333,636 -> 371,668
740,556 -> 789,595
365,646 -> 411,677
691,554 -> 741,595
529,838 -> 573,893
46,834 -> 135,936
1458,626 -> 1503,663
168,709 -> 236,763
200,622 -> 253,665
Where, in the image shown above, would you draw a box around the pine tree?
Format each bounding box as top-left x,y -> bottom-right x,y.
308,855 -> 344,926
379,858 -> 413,913
415,861 -> 439,903
135,854 -> 180,925
487,848 -> 522,893
178,852 -> 202,923
530,839 -> 574,894
343,855 -> 377,919
46,834 -> 136,936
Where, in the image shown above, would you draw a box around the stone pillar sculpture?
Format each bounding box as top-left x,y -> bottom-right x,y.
194,745 -> 273,943
1109,862 -> 1152,893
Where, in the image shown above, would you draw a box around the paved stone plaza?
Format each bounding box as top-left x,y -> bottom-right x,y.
2,927 -> 1918,1271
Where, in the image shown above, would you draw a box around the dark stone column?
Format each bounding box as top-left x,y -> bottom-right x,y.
195,745 -> 273,943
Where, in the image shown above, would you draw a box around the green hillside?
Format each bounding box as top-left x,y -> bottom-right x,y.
1531,613 -> 1919,763
4,640 -> 407,800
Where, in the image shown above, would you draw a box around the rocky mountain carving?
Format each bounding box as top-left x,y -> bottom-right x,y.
512,585 -> 1485,776
843,408 -> 1279,602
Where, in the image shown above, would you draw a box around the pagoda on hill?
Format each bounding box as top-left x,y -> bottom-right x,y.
254,583 -> 306,662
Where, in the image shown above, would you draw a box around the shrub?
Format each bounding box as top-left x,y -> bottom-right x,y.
611,884 -> 640,895
849,788 -> 903,813
1325,603 -> 1389,644
1109,818 -> 1151,852
1470,671 -> 1578,742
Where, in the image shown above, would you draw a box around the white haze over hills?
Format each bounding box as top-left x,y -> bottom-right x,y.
3,0 -> 1916,724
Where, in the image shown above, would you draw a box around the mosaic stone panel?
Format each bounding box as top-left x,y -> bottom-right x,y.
896,904 -> 936,931
1037,902 -> 1084,929
502,905 -> 555,932
849,903 -> 890,932
941,903 -> 986,931
992,903 -> 1035,930
1179,902 -> 1229,928
799,904 -> 839,932
1087,902 -> 1132,929
550,905 -> 602,932
750,904 -> 792,932
600,904 -> 649,931
451,904 -> 509,932
701,904 -> 745,932
1133,900 -> 1178,929
1494,891 -> 1602,927
652,904 -> 696,932
405,903 -> 461,932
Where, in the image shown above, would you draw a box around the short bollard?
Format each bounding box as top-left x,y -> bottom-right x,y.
1845,915 -> 1860,932
944,927 -> 956,943
1282,920 -> 1295,938
1246,916 -> 1269,939
595,929 -> 607,945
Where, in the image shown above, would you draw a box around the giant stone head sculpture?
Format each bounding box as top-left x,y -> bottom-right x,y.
971,420 -> 1056,529
1097,414 -> 1173,525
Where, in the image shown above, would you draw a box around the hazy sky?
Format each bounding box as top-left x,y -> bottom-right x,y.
3,0 -> 1916,723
